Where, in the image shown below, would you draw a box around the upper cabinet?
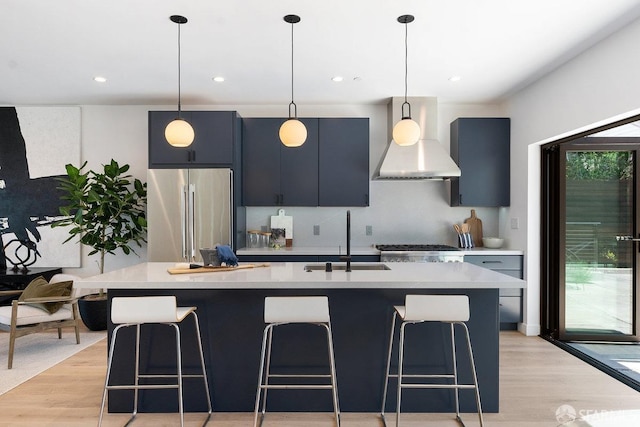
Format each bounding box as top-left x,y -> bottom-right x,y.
149,111 -> 240,168
242,117 -> 369,207
242,118 -> 319,206
318,118 -> 369,206
450,118 -> 510,207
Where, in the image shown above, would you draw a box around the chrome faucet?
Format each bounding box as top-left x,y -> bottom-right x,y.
340,210 -> 352,272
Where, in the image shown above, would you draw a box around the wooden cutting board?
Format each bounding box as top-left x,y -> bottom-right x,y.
167,263 -> 270,275
464,209 -> 484,247
270,208 -> 293,247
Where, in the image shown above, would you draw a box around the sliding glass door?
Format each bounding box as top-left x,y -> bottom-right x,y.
558,143 -> 639,341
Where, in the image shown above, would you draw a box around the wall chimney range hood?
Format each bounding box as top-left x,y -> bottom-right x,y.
375,97 -> 461,180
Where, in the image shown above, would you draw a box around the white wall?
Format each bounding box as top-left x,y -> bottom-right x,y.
65,102 -> 503,276
506,16 -> 640,335
72,106 -> 150,276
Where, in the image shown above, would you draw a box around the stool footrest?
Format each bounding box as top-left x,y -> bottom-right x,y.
260,384 -> 334,390
106,384 -> 179,390
138,374 -> 206,379
267,374 -> 332,378
388,373 -> 456,379
400,383 -> 477,390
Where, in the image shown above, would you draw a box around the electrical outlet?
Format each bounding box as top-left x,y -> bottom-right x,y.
313,225 -> 320,235
366,225 -> 373,236
511,218 -> 519,229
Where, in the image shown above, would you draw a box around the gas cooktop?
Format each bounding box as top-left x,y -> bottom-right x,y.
375,244 -> 460,252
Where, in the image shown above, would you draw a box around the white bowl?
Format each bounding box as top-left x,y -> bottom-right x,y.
482,237 -> 504,249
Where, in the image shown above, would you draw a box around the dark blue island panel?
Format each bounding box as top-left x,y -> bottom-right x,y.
106,287 -> 499,414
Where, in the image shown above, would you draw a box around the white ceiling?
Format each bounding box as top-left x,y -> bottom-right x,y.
3,0 -> 640,107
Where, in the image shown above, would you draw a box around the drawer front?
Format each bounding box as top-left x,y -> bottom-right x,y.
465,255 -> 522,270
500,296 -> 522,323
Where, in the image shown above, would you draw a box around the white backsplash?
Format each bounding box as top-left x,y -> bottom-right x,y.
245,181 -> 500,248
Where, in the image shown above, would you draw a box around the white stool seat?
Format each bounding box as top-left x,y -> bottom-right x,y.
395,294 -> 470,322
254,296 -> 340,427
382,294 -> 484,427
110,296 -> 196,324
264,296 -> 330,323
98,296 -> 212,427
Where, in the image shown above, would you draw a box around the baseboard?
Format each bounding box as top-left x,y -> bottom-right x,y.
518,322 -> 541,336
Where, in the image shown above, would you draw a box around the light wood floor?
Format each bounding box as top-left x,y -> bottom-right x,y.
0,331 -> 639,426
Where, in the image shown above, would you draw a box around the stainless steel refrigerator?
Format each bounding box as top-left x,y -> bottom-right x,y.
147,169 -> 233,262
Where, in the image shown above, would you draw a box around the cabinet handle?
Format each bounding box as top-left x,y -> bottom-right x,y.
191,150 -> 196,162
274,194 -> 280,205
459,194 -> 463,204
280,194 -> 284,205
482,260 -> 503,264
365,194 -> 369,205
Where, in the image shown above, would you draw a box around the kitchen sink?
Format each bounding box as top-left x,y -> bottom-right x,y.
304,263 -> 391,272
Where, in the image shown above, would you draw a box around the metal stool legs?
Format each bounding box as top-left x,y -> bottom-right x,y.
253,321 -> 341,427
380,311 -> 484,427
98,311 -> 212,427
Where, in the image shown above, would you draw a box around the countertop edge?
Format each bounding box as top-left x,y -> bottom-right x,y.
75,262 -> 526,290
236,246 -> 524,256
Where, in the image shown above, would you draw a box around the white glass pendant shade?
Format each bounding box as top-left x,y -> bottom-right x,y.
165,118 -> 195,147
279,119 -> 307,147
393,118 -> 420,146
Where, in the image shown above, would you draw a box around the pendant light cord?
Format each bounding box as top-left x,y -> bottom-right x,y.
289,21 -> 297,119
403,20 -> 408,104
177,22 -> 183,117
399,15 -> 412,120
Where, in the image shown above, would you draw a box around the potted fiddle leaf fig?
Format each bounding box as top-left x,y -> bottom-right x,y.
52,159 -> 147,330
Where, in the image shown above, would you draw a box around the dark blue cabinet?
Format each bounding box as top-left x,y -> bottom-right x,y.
319,118 -> 369,206
242,118 -> 319,206
149,111 -> 239,168
242,117 -> 369,207
450,118 -> 510,207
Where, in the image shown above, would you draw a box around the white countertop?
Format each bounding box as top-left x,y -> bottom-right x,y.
75,261 -> 526,290
236,246 -> 380,256
236,246 -> 523,256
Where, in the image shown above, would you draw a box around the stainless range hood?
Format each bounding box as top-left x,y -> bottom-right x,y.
375,97 -> 461,180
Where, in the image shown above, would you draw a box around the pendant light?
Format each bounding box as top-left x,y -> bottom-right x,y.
165,15 -> 195,148
392,14 -> 420,147
279,14 -> 307,148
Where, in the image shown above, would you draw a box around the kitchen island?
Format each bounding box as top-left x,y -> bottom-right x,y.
76,261 -> 525,415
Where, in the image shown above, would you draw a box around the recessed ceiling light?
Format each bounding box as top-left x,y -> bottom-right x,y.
213,76 -> 225,82
331,76 -> 344,82
448,75 -> 462,82
353,76 -> 362,82
93,76 -> 107,83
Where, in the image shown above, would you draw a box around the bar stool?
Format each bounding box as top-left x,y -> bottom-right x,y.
380,294 -> 483,427
254,296 -> 340,427
98,296 -> 212,427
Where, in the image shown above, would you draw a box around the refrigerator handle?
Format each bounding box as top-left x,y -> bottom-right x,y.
189,183 -> 196,261
180,185 -> 188,261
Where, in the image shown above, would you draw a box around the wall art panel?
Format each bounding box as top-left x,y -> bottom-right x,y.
0,106 -> 81,269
